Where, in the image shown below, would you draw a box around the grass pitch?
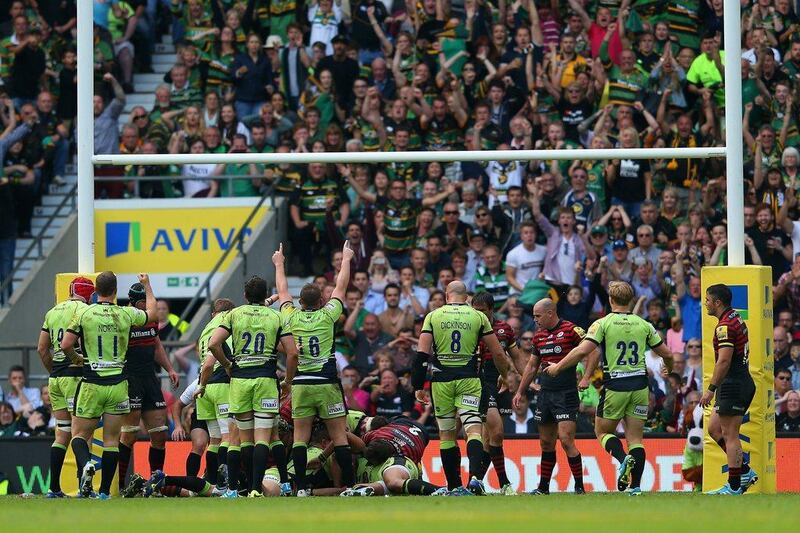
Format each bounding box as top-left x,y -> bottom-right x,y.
2,493 -> 796,532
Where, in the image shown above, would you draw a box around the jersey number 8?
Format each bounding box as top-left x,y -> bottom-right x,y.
450,330 -> 461,353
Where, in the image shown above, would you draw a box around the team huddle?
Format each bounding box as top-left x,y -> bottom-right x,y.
36,241 -> 759,498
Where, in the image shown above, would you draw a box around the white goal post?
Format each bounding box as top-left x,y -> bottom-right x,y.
75,0 -> 745,272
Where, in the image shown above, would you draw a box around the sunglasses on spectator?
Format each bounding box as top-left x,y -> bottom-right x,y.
688,344 -> 701,348
638,233 -> 653,237
133,114 -> 147,120
777,376 -> 791,381
521,336 -> 533,341
444,210 -> 459,215
476,212 -> 489,218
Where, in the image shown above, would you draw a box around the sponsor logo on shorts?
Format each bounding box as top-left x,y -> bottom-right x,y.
218,403 -> 229,415
633,405 -> 648,417
328,402 -> 345,416
67,399 -> 75,411
116,400 -> 130,410
154,401 -> 166,408
555,413 -> 571,420
461,395 -> 479,409
261,398 -> 278,410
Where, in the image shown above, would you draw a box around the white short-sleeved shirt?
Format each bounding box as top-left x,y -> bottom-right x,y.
505,243 -> 546,294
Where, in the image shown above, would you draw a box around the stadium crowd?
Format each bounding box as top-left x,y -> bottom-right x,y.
1,0 -> 800,440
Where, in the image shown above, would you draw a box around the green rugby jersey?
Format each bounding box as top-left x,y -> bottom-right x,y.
585,312 -> 663,391
68,303 -> 148,384
198,312 -> 234,384
220,304 -> 288,379
347,409 -> 367,434
421,303 -> 493,382
41,300 -> 88,378
281,298 -> 344,384
290,177 -> 348,230
474,266 -> 509,310
374,196 -> 422,253
666,0 -> 701,51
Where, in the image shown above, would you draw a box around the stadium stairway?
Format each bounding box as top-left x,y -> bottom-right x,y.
119,36 -> 177,127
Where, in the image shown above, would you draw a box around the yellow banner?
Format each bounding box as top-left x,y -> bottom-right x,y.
94,199 -> 269,274
701,266 -> 776,493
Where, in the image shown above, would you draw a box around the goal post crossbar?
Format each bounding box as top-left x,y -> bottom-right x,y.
92,147 -> 727,167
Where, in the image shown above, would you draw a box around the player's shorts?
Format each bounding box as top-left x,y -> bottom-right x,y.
364,456 -> 420,484
597,387 -> 649,421
431,377 -> 482,418
534,388 -> 579,424
48,376 -> 80,412
229,377 -> 279,414
190,407 -> 207,432
479,379 -> 512,416
127,373 -> 166,412
196,382 -> 230,421
73,380 -> 130,418
715,376 -> 756,417
291,383 -> 346,420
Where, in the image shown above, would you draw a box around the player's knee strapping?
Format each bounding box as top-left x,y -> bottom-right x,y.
254,413 -> 275,429
121,425 -> 140,434
148,425 -> 169,434
56,419 -> 72,434
437,414 -> 457,432
458,409 -> 482,430
235,417 -> 255,431
207,419 -> 222,439
218,418 -> 230,435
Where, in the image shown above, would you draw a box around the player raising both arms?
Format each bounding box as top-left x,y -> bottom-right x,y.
414,281 -> 511,495
207,276 -> 297,498
514,298 -> 587,495
118,283 -> 180,495
702,284 -> 759,495
544,281 -> 673,495
273,241 -> 356,495
37,277 -> 94,498
471,292 -> 525,495
61,272 -> 157,499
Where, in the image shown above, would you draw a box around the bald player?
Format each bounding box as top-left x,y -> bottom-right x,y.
544,282 -> 673,495
414,281 -> 511,495
514,298 -> 588,494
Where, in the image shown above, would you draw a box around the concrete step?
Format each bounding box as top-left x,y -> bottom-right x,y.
152,54 -> 176,65
136,82 -> 160,93
34,204 -> 73,218
31,217 -> 65,230
162,34 -> 173,45
154,43 -> 175,54
12,267 -> 30,284
136,73 -> 166,84
41,194 -> 74,207
125,94 -> 157,106
153,62 -> 172,74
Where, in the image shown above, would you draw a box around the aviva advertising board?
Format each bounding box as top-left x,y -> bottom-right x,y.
95,198 -> 269,297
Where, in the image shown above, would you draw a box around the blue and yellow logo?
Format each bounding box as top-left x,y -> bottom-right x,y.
729,285 -> 749,320
105,222 -> 142,257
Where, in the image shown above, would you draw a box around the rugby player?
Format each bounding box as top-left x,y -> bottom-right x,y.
544,281 -> 673,495
414,280 -> 511,495
273,241 -> 356,495
702,284 -> 759,494
193,299 -> 237,488
207,276 -> 297,498
471,292 -> 526,495
118,283 -> 180,493
343,417 -> 446,496
37,277 -> 95,498
61,271 -> 156,499
514,298 -> 587,495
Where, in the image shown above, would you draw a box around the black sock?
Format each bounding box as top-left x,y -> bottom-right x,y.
292,443 -> 308,490
186,452 -> 202,477
603,435 -> 627,463
49,444 -> 67,493
629,446 -> 646,489
226,448 -> 241,491
270,442 -> 289,483
205,449 -> 218,484
252,443 -> 269,492
489,445 -> 510,487
240,444 -> 254,490
466,438 -> 484,480
334,445 -> 354,487
440,444 -> 462,490
118,442 -> 132,490
741,462 -> 751,475
71,437 -> 91,481
100,449 -> 119,495
149,446 -> 166,473
729,467 -> 742,490
165,475 -> 208,494
568,454 -> 584,490
403,479 -> 441,495
475,449 -> 491,481
539,451 -> 556,492
218,445 -> 228,469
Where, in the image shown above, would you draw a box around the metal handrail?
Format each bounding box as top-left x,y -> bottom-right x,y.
166,184 -> 276,340
94,174 -> 278,199
0,184 -> 78,307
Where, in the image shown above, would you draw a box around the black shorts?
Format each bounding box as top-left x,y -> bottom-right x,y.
534,389 -> 579,424
190,408 -> 207,433
128,373 -> 166,412
715,376 -> 756,417
480,380 -> 512,416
